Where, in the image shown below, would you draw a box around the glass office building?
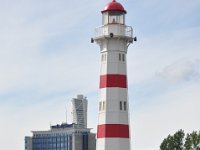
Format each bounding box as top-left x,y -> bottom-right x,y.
25,123 -> 96,150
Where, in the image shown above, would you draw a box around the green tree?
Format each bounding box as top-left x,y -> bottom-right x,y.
160,130 -> 200,150
160,130 -> 185,150
184,131 -> 200,150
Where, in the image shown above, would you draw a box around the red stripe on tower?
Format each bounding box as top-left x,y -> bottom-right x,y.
100,74 -> 127,88
97,124 -> 129,138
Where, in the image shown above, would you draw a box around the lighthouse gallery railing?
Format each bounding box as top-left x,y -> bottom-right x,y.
94,24 -> 133,39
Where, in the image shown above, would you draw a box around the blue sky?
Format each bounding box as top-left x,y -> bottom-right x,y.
0,0 -> 200,149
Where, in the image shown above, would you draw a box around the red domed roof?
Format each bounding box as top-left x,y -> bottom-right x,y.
102,0 -> 126,13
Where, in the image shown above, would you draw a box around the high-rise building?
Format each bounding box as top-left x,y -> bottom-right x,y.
71,95 -> 88,128
25,95 -> 95,150
93,0 -> 136,150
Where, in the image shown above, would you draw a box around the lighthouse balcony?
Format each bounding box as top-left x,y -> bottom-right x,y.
94,24 -> 133,40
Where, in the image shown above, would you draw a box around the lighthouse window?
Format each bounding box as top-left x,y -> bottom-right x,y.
101,54 -> 104,61
124,101 -> 127,111
102,101 -> 105,110
119,14 -> 125,24
109,15 -> 117,24
119,53 -> 121,61
101,53 -> 107,62
108,12 -> 125,24
120,101 -> 122,110
99,102 -> 101,111
122,54 -> 125,61
102,12 -> 108,25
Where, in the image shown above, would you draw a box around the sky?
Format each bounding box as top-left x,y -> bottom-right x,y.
0,0 -> 200,149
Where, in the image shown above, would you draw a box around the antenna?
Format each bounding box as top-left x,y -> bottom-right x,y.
65,106 -> 68,123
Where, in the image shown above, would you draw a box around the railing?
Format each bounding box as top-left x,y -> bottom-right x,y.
94,24 -> 133,39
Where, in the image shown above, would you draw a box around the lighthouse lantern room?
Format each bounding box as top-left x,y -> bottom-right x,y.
93,0 -> 136,150
101,0 -> 126,25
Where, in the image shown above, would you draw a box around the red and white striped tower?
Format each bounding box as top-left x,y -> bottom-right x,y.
93,0 -> 136,150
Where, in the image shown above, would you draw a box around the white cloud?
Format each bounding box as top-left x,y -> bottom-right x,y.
127,25 -> 200,86
157,59 -> 200,82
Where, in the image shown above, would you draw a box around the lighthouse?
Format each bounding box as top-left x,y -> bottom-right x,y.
93,0 -> 136,150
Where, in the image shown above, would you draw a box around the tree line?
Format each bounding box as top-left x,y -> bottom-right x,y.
160,130 -> 200,150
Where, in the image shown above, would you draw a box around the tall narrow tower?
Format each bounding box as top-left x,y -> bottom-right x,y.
71,94 -> 88,128
93,0 -> 135,150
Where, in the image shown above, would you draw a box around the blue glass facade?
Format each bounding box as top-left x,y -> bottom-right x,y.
82,134 -> 88,150
25,123 -> 95,150
33,134 -> 71,150
32,132 -> 89,150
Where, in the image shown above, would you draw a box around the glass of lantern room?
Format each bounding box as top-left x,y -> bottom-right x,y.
102,11 -> 125,25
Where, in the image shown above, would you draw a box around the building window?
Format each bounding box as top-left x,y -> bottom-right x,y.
102,101 -> 105,110
122,54 -> 125,61
119,101 -> 127,111
120,101 -> 122,110
99,102 -> 101,111
101,53 -> 107,62
119,53 -> 121,61
124,101 -> 127,111
99,101 -> 106,111
101,54 -> 104,61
